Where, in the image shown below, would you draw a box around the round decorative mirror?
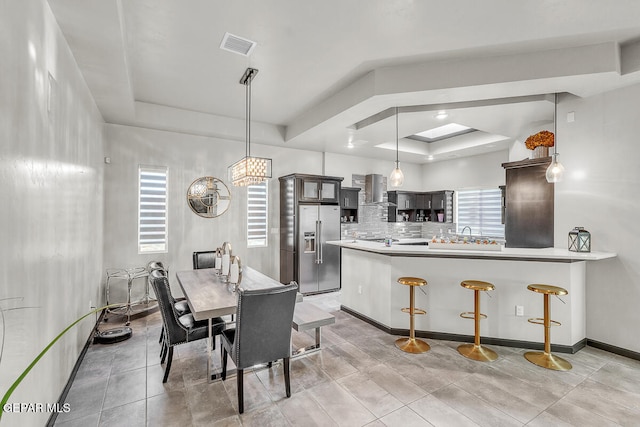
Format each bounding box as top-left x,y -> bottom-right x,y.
187,176 -> 231,218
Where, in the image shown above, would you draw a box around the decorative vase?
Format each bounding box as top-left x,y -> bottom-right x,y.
530,146 -> 549,159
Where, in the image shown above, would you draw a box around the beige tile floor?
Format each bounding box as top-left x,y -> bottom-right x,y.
54,295 -> 640,426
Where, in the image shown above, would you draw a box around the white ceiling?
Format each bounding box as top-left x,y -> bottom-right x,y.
47,0 -> 640,164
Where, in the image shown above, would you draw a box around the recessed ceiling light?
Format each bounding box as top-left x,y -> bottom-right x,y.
427,155 -> 434,161
347,142 -> 354,149
435,111 -> 448,120
220,32 -> 257,56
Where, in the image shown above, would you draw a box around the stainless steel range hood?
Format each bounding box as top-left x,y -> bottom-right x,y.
364,174 -> 396,206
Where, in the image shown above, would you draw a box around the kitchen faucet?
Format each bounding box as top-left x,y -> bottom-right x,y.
461,226 -> 472,241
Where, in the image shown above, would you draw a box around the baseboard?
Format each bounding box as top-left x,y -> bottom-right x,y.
587,339 -> 640,361
341,305 -> 585,354
341,305 -> 394,334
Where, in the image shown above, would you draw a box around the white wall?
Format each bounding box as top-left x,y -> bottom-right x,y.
420,150 -> 508,191
0,1 -> 105,425
554,89 -> 640,353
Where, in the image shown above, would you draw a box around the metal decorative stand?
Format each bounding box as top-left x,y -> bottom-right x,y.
104,267 -> 155,326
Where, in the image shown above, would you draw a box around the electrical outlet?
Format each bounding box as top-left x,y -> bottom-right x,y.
516,305 -> 524,316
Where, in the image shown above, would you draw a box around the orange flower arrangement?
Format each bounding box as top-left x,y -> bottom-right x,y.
525,130 -> 554,150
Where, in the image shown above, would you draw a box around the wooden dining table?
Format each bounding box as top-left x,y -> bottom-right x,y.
176,265 -> 295,380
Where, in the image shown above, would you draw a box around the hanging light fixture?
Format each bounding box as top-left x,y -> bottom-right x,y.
389,107 -> 404,187
546,93 -> 565,183
228,68 -> 272,187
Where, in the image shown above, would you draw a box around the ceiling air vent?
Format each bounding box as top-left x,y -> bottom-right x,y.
220,32 -> 257,56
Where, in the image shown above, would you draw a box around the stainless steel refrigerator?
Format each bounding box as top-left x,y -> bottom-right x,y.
297,204 -> 341,294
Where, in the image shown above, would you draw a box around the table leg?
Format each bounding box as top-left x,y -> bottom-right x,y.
208,318 -> 214,381
315,327 -> 321,349
292,327 -> 322,357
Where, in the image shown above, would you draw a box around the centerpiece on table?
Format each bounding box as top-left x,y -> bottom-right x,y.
524,130 -> 554,158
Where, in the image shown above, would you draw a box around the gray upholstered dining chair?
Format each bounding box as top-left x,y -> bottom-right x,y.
150,269 -> 226,383
192,250 -> 217,269
148,262 -> 190,315
220,282 -> 298,413
148,266 -> 191,345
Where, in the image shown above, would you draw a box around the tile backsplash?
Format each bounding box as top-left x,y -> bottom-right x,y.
340,174 -> 456,240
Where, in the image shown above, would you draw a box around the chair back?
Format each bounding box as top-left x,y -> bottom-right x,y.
150,269 -> 188,345
193,251 -> 216,269
148,267 -> 172,303
232,282 -> 298,369
147,261 -> 166,272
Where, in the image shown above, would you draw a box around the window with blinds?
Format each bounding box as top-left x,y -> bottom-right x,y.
138,166 -> 168,253
456,188 -> 504,238
247,181 -> 268,247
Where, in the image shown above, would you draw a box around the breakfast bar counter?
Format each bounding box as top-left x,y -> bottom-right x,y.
328,240 -> 615,351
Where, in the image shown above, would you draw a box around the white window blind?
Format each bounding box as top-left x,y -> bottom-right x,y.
456,188 -> 504,238
247,182 -> 268,247
138,166 -> 168,253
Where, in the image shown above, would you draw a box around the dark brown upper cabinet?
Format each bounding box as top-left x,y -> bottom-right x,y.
502,157 -> 554,248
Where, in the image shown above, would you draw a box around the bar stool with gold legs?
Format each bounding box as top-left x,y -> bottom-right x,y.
524,284 -> 572,371
457,280 -> 498,362
395,277 -> 430,354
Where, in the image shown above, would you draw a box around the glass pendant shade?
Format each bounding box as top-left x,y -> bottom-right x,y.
545,153 -> 564,183
390,163 -> 404,187
228,156 -> 272,186
228,67 -> 272,187
545,93 -> 564,183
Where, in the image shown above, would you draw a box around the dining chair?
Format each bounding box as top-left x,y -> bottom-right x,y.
148,262 -> 190,315
150,269 -> 226,383
148,266 -> 192,346
192,250 -> 217,269
220,282 -> 299,413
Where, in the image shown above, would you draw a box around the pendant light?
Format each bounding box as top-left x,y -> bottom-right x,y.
546,93 -> 565,183
389,107 -> 404,187
228,68 -> 272,187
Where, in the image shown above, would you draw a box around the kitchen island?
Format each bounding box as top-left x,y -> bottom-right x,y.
328,240 -> 616,352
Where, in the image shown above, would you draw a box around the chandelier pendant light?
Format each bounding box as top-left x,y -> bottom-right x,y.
389,107 -> 404,187
228,67 -> 272,187
546,93 -> 565,183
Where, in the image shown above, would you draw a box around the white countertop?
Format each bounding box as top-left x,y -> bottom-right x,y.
327,239 -> 616,262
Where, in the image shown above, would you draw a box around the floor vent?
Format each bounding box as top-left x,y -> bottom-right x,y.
220,32 -> 257,56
